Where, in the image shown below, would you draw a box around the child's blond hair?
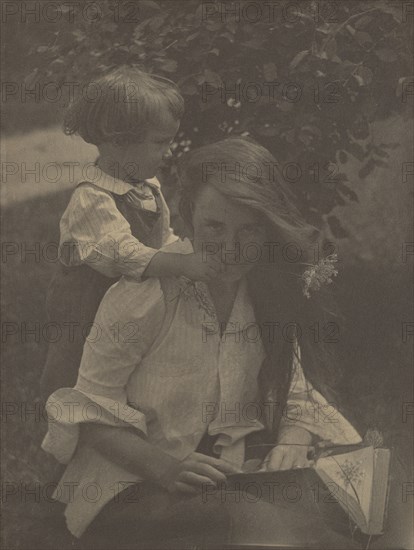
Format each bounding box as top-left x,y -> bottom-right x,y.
64,66 -> 184,145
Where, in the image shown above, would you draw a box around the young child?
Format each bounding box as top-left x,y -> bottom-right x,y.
40,66 -> 221,398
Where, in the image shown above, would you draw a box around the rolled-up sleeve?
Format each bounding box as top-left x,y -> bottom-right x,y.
61,186 -> 159,279
278,342 -> 362,445
41,277 -> 166,463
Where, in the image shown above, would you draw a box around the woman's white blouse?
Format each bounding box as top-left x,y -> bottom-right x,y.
42,238 -> 362,537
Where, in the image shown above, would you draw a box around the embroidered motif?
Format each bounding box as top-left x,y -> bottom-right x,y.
337,459 -> 365,488
171,278 -> 217,320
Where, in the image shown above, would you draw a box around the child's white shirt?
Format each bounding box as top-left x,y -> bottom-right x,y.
58,170 -> 178,279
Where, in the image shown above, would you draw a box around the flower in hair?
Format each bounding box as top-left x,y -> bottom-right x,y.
302,253 -> 338,299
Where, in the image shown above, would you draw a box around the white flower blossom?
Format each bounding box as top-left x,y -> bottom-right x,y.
302,253 -> 338,299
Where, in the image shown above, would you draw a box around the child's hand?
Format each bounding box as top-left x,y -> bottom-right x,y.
180,252 -> 224,282
160,452 -> 241,495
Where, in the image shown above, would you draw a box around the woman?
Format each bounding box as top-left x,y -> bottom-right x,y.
42,138 -> 362,548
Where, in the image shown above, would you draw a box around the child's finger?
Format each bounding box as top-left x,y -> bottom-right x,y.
204,265 -> 222,279
190,463 -> 227,483
205,254 -> 225,271
265,447 -> 285,471
194,454 -> 242,474
178,471 -> 218,488
174,481 -> 198,494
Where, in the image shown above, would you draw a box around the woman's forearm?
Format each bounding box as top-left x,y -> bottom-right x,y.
79,423 -> 180,485
277,425 -> 313,445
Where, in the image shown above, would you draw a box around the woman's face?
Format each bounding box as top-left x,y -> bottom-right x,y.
191,185 -> 267,283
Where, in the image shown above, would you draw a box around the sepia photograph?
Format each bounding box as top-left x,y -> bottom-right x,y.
1,1 -> 413,548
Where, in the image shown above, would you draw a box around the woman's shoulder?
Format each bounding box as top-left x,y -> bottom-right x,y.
102,277 -> 165,321
98,239 -> 193,320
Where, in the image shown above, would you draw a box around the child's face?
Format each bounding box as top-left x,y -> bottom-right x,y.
122,112 -> 180,180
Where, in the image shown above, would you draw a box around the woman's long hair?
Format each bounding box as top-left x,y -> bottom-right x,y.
178,137 -> 345,442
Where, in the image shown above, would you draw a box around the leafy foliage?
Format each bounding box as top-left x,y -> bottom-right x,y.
10,0 -> 414,229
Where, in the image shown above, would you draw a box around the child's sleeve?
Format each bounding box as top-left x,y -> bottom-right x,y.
62,185 -> 160,279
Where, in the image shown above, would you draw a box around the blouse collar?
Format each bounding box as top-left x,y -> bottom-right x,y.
80,161 -> 161,196
166,240 -> 256,334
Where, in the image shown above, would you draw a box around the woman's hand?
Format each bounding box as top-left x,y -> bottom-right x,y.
160,452 -> 242,495
261,444 -> 315,471
261,426 -> 315,471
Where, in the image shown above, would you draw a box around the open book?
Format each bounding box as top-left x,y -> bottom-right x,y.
312,445 -> 390,535
228,445 -> 391,537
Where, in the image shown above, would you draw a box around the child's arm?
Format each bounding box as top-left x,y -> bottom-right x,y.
143,250 -> 224,282
62,185 -> 163,280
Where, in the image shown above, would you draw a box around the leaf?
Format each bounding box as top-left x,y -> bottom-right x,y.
353,65 -> 373,86
205,20 -> 223,31
210,48 -> 220,56
255,124 -> 279,137
242,38 -> 265,50
379,141 -> 400,150
354,31 -> 373,48
282,128 -> 296,144
373,146 -> 389,159
203,69 -> 222,88
298,125 -> 322,146
339,151 -> 348,164
220,32 -> 235,42
316,23 -> 332,35
102,21 -> 118,33
278,100 -> 294,112
226,21 -> 238,34
181,81 -> 198,95
72,29 -> 86,42
139,0 -> 161,10
24,69 -> 39,86
347,142 -> 367,162
373,159 -> 388,168
186,32 -> 199,42
358,158 -> 376,179
354,15 -> 374,29
158,58 -> 178,73
337,183 -> 359,202
375,48 -> 398,62
290,50 -> 309,70
323,37 -> 337,60
130,44 -> 143,55
327,216 -> 349,239
148,14 -> 165,31
375,3 -> 403,22
49,58 -> 65,67
263,62 -> 277,81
